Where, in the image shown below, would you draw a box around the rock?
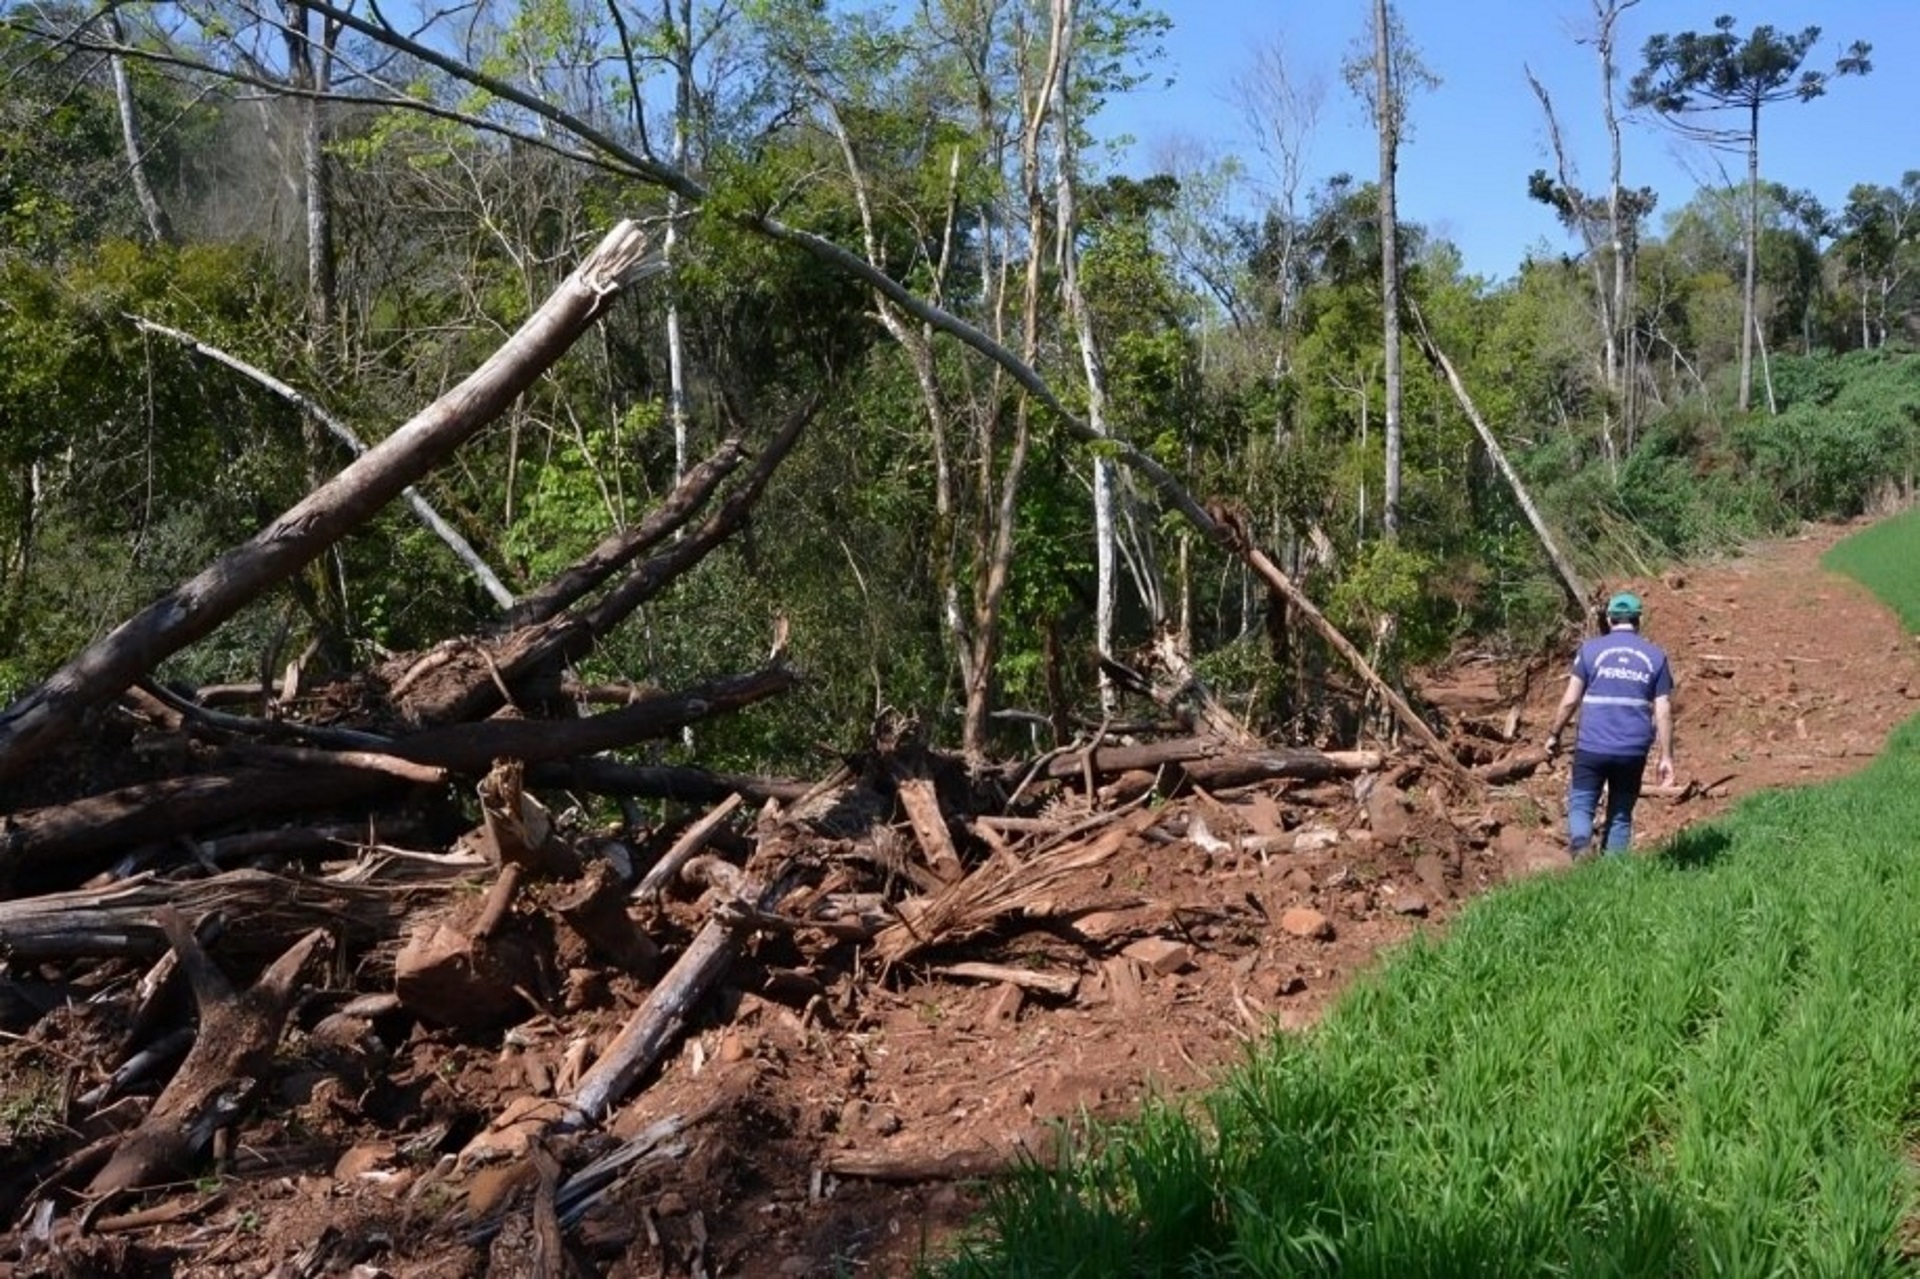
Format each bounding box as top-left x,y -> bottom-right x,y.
1278,907 -> 1335,941
1122,937 -> 1195,976
1364,784 -> 1411,849
1412,852 -> 1451,900
334,1142 -> 398,1180
1391,893 -> 1430,917
1292,825 -> 1340,853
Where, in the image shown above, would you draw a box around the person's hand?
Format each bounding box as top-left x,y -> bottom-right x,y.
1657,755 -> 1675,786
1543,731 -> 1561,757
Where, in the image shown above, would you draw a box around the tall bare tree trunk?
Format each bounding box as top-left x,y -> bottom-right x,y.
1374,0 -> 1402,541
1738,105 -> 1760,413
105,10 -> 174,246
1048,0 -> 1118,709
664,0 -> 692,483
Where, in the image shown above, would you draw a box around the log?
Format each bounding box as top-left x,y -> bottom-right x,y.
0,867 -> 451,962
0,767 -> 402,888
86,910 -> 329,1202
632,792 -> 744,901
1473,748 -> 1550,785
0,222 -> 656,784
551,860 -> 799,1128
528,759 -> 812,806
386,666 -> 798,774
1036,737 -> 1380,783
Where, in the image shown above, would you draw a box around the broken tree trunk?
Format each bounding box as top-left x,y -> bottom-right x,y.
0,222 -> 656,785
86,910 -> 329,1203
1409,301 -> 1590,616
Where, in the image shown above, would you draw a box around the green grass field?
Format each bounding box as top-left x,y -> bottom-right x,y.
1825,507 -> 1920,632
928,516 -> 1920,1278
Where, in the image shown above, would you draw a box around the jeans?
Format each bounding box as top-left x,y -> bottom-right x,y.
1567,750 -> 1647,856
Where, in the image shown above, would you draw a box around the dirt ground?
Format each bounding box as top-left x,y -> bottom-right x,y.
4,519 -> 1917,1279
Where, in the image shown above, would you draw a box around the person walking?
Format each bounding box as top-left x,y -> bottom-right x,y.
1541,591 -> 1676,857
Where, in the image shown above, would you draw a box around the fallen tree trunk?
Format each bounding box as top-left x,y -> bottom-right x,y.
552,859 -> 799,1127
0,222 -> 657,786
0,767 -> 404,887
0,867 -> 454,962
1410,301 -> 1590,616
1035,737 -> 1380,783
401,394 -> 816,727
387,666 -> 798,773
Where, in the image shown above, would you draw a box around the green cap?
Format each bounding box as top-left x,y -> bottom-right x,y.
1606,591 -> 1643,619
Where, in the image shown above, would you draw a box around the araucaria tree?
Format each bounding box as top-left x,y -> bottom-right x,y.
1628,15 -> 1870,413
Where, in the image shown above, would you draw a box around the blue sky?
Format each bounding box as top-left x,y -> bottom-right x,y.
1094,1 -> 1915,282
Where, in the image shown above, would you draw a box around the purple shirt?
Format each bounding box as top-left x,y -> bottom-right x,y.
1571,629 -> 1674,756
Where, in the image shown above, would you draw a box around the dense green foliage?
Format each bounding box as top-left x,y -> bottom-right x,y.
0,4 -> 1916,768
928,508 -> 1920,1276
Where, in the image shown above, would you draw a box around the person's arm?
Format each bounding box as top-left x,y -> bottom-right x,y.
1653,694 -> 1675,785
1543,675 -> 1585,754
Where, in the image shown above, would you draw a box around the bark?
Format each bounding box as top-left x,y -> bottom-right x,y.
1408,304 -> 1591,615
1374,0 -> 1403,540
0,222 -> 655,783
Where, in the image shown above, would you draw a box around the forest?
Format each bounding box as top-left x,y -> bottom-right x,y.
0,0 -> 1912,773
1,0 -> 1919,1271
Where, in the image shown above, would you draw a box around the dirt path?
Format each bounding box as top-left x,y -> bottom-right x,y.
8,521 -> 1916,1279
